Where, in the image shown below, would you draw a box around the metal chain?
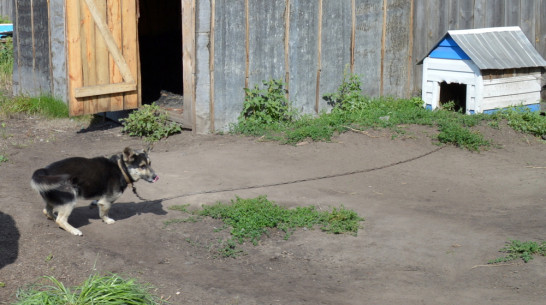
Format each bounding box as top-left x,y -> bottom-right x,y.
132,146 -> 445,203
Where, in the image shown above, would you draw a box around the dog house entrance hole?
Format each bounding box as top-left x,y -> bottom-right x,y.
439,82 -> 466,113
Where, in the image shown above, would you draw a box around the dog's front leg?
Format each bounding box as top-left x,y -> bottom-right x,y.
96,199 -> 116,224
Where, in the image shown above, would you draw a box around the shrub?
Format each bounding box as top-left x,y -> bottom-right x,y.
235,79 -> 297,134
121,103 -> 181,143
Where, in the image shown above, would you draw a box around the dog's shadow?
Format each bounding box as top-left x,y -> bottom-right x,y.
69,200 -> 167,228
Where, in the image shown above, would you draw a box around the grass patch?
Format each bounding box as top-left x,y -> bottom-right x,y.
15,274 -> 164,305
168,196 -> 363,257
489,239 -> 546,264
231,74 -> 546,151
0,94 -> 69,118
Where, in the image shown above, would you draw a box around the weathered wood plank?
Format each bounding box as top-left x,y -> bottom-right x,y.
213,0 -> 246,131
107,0 -> 123,111
447,0 -> 459,30
473,0 -> 486,28
195,0 -> 211,132
74,82 -> 136,98
538,0 -> 546,61
412,0 -> 428,95
13,1 -> 34,96
49,0 -> 68,102
485,0 -> 504,27
82,0 -> 97,114
383,0 -> 412,97
32,0 -> 50,94
519,0 -> 536,46
247,0 -> 286,86
182,0 -> 196,130
289,0 -> 319,114
504,0 -> 520,26
95,0 -> 110,112
353,0 -> 383,97
458,0 -> 474,29
66,0 -> 84,116
319,0 -> 352,110
121,0 -> 139,109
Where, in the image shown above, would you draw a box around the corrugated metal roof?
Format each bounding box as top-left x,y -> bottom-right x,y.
419,27 -> 546,69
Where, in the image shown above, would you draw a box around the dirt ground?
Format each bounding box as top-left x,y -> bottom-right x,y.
0,114 -> 545,305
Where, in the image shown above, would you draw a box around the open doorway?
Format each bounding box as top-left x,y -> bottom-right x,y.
138,0 -> 183,105
439,82 -> 466,113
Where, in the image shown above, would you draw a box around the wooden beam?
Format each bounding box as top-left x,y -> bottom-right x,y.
182,0 -> 196,131
74,82 -> 137,98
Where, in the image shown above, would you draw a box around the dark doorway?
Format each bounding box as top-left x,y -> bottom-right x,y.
138,0 -> 183,104
439,82 -> 466,113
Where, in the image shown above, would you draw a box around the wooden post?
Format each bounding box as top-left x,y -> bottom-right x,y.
182,0 -> 196,132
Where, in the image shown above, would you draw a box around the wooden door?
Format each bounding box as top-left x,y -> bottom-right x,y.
66,0 -> 140,116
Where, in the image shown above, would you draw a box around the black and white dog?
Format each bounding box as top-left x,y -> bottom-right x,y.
31,147 -> 159,236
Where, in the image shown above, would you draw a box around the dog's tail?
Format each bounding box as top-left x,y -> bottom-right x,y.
30,168 -> 70,193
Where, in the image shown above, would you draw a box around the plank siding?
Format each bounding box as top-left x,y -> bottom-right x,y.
383,0 -> 412,97
213,0 -> 246,130
353,0 -> 383,97
319,0 -> 352,111
11,0 -> 546,132
247,0 -> 286,87
289,0 -> 319,114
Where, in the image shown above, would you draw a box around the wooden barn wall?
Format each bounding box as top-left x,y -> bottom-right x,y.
207,0 -> 546,132
12,0 -> 52,97
0,0 -> 13,21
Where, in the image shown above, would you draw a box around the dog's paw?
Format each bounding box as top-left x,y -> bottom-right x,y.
71,228 -> 83,236
103,217 -> 116,224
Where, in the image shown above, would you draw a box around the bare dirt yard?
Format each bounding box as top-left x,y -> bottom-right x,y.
0,115 -> 545,304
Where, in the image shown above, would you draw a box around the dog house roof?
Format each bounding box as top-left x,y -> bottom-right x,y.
418,26 -> 546,70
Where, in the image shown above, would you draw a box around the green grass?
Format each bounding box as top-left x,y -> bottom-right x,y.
0,36 -> 13,90
169,196 -> 364,257
231,74 -> 546,151
15,274 -> 165,305
0,94 -> 69,118
489,239 -> 546,264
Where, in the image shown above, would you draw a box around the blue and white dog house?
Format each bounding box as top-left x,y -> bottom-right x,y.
419,27 -> 546,114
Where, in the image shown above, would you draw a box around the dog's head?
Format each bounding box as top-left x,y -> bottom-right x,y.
122,147 -> 159,183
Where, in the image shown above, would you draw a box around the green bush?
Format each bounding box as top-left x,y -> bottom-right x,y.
121,103 -> 181,143
235,79 -> 297,134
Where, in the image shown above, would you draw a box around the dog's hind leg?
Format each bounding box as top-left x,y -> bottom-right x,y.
43,202 -> 55,220
54,203 -> 82,236
96,198 -> 115,224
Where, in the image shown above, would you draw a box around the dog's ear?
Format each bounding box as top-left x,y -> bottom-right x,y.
145,143 -> 153,153
123,147 -> 135,162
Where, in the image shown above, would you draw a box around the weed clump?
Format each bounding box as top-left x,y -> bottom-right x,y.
121,103 -> 181,143
489,239 -> 546,264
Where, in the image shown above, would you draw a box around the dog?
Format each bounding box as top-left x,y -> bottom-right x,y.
31,147 -> 159,236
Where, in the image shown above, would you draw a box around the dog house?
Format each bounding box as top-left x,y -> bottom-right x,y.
419,27 -> 546,114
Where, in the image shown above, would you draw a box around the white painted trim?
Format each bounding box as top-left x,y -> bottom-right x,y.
448,26 -> 521,35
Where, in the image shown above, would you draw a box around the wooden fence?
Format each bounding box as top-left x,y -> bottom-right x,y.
0,0 -> 12,21
204,0 -> 546,131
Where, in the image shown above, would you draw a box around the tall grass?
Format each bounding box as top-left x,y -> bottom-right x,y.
0,94 -> 69,118
15,274 -> 164,305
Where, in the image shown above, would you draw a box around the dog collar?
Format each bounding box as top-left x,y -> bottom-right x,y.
117,157 -> 134,185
